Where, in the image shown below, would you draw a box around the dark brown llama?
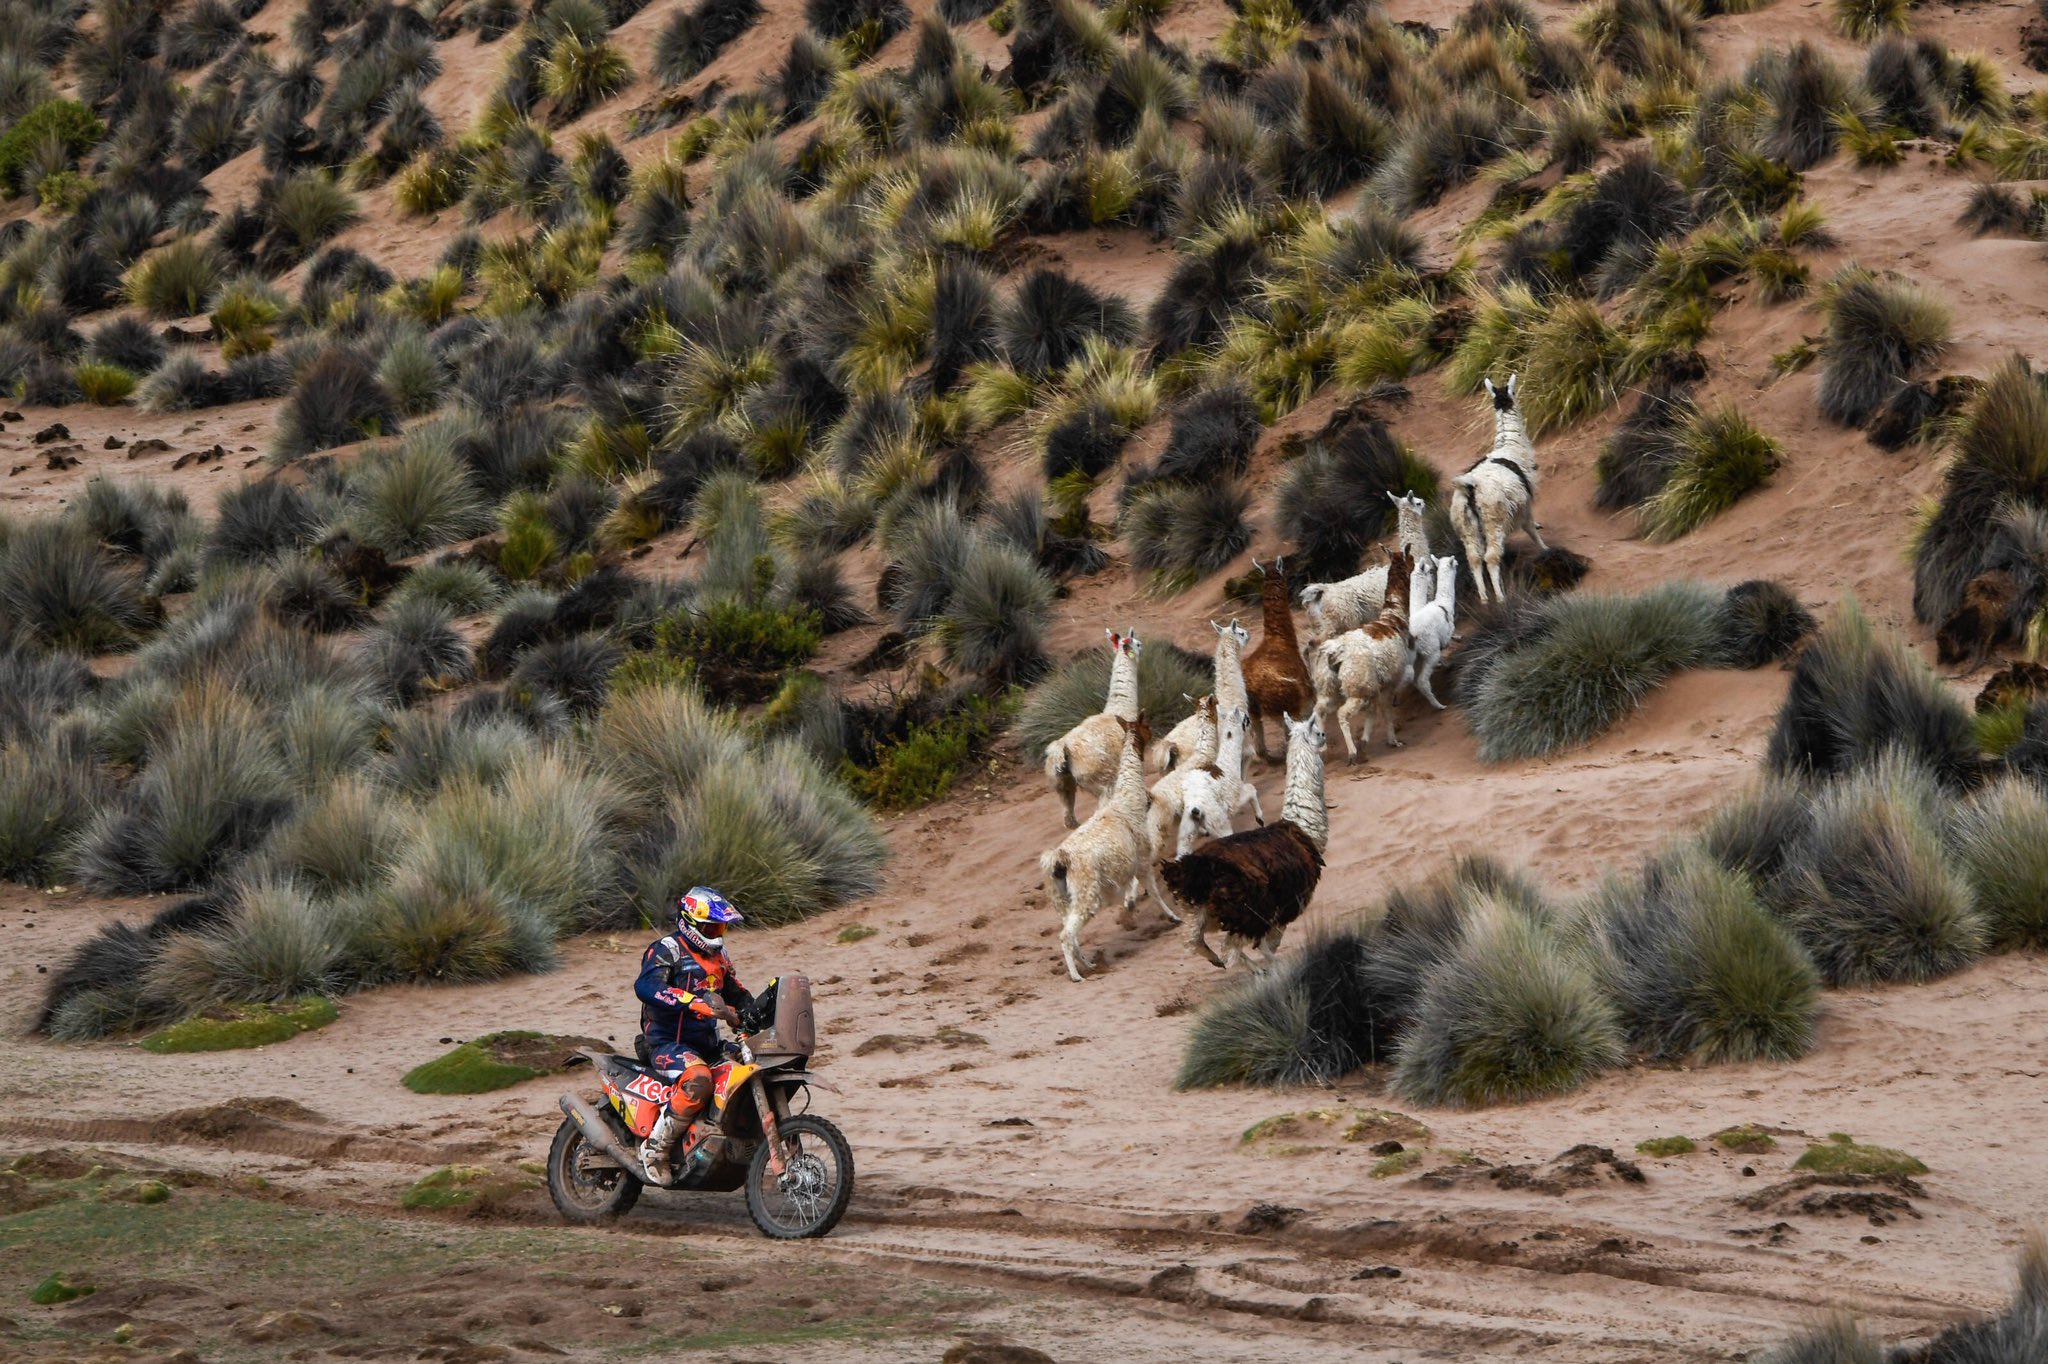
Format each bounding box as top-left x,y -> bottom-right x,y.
1241,555 -> 1315,762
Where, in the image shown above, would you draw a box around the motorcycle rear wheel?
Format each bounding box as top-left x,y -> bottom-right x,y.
547,1114 -> 642,1224
745,1114 -> 853,1239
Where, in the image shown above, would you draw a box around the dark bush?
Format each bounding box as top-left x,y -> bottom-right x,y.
1000,269 -> 1137,379
1144,229 -> 1266,359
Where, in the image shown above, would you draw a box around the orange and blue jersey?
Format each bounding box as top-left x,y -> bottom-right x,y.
636,933 -> 751,1063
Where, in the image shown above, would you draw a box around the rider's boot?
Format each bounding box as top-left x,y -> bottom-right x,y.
639,1110 -> 680,1185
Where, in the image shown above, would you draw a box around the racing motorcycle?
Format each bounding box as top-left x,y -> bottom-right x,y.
546,974 -> 853,1239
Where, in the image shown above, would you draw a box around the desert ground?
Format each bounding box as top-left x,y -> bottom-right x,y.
7,0 -> 2048,1353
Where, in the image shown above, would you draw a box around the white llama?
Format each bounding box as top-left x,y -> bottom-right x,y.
1040,716 -> 1151,981
1405,554 -> 1459,709
1298,493 -> 1431,645
1172,706 -> 1266,858
1157,620 -> 1250,774
1450,374 -> 1546,605
1044,628 -> 1141,829
1313,554 -> 1422,761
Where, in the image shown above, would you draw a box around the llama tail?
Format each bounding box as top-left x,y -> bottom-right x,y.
1045,742 -> 1077,803
1454,478 -> 1481,534
1039,848 -> 1072,913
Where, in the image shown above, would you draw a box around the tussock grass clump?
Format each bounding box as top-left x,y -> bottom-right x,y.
541,35 -> 633,118
1913,357 -> 2048,630
1123,480 -> 1253,593
1713,580 -> 1817,669
1834,0 -> 1906,41
0,520 -> 152,652
1390,894 -> 1626,1108
265,169 -> 360,258
348,429 -> 489,557
74,361 -> 138,406
1948,776 -> 2048,950
931,538 -> 1056,682
0,729 -> 110,886
657,0 -> 763,83
210,481 -> 319,567
1015,638 -> 1205,757
1145,229 -> 1267,361
72,684 -> 294,894
147,876 -> 342,1006
1275,412 -> 1437,581
266,557 -> 366,633
263,777 -> 399,896
1571,848 -> 1819,1064
1754,42 -> 1864,172
360,596 -> 474,705
1783,750 -> 1985,986
126,238 -> 222,319
1001,268 -> 1137,379
1594,378 -> 1693,511
1463,582 -> 1726,762
272,347 -> 401,462
1816,267 -> 1951,428
1764,598 -> 1979,791
1757,1315 -> 1888,1364
87,315 -> 167,375
1639,405 -> 1782,542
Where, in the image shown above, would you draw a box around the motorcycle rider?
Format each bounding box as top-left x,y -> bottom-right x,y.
633,886 -> 754,1185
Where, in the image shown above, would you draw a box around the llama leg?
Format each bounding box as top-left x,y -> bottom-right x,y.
1244,784 -> 1266,826
1263,924 -> 1287,961
1060,905 -> 1089,981
1381,692 -> 1402,749
1455,521 -> 1489,606
1415,644 -> 1445,709
1522,503 -> 1550,551
1186,909 -> 1225,968
1483,530 -> 1508,604
1150,862 -> 1181,923
1336,697 -> 1364,764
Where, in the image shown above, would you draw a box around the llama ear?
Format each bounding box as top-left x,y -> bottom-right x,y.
1483,377 -> 1496,397
1386,490 -> 1398,505
1106,628 -> 1118,647
1251,557 -> 1265,574
1507,373 -> 1519,397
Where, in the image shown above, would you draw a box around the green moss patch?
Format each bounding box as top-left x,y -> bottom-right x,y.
1636,1135 -> 1696,1158
401,1031 -> 603,1095
1793,1134 -> 1927,1177
1712,1124 -> 1779,1154
399,1165 -> 536,1212
30,1272 -> 93,1305
1369,1149 -> 1423,1179
836,924 -> 878,944
141,998 -> 338,1054
1240,1107 -> 1431,1158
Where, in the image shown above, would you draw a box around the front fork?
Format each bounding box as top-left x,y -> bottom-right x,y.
752,1080 -> 788,1177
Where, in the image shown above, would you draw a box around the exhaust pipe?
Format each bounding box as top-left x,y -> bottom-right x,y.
558,1093 -> 635,1173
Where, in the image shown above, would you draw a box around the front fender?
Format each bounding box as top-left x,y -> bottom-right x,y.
763,1070 -> 840,1094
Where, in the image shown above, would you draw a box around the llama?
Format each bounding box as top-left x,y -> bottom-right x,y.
1242,556 -> 1315,764
1173,705 -> 1266,858
1044,628 -> 1141,829
1162,710 -> 1328,970
1298,492 -> 1433,644
1157,620 -> 1247,773
1154,693 -> 1217,776
1313,550 -> 1417,762
1405,553 -> 1459,709
1040,715 -> 1152,982
1450,374 -> 1547,605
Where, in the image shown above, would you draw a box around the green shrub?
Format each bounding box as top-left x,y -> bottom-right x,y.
73,361 -> 137,405
0,100 -> 103,195
139,997 -> 337,1053
843,703 -> 996,810
269,171 -> 361,255
664,598 -> 823,675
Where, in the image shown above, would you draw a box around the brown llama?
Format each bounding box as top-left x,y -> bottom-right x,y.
1241,555 -> 1315,762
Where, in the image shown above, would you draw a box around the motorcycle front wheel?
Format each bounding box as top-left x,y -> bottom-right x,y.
745,1114 -> 853,1239
547,1114 -> 643,1224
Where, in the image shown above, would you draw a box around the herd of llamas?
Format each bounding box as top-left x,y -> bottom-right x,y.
1038,373 -> 1541,981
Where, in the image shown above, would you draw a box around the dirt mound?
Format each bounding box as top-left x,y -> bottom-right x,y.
1735,1172 -> 1929,1227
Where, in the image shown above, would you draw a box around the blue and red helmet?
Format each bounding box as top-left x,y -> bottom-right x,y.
677,887 -> 743,935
